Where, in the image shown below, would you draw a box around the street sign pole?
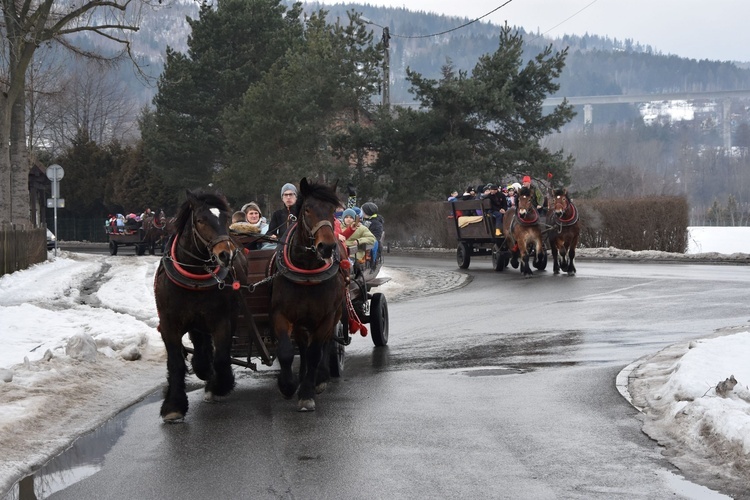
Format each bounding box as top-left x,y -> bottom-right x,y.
45,164 -> 64,256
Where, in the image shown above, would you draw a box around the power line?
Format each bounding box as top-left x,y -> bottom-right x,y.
525,0 -> 600,44
365,0 -> 515,39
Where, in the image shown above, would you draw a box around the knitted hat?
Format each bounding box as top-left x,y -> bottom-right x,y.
342,208 -> 357,220
361,202 -> 378,216
522,175 -> 531,184
241,202 -> 261,217
280,183 -> 297,197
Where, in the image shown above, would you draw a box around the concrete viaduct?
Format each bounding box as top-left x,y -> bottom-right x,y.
543,89 -> 750,149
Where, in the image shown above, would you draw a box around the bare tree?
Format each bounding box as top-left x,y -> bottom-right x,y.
0,0 -> 164,227
42,58 -> 138,153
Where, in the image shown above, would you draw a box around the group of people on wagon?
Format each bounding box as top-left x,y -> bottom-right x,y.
448,175 -> 547,236
230,182 -> 384,267
105,208 -> 161,234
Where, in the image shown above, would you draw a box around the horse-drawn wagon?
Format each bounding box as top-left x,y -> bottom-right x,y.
229,234 -> 390,375
106,214 -> 167,256
446,193 -> 548,275
154,180 -> 390,421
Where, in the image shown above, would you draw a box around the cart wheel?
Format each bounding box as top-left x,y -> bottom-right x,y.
457,242 -> 471,269
491,244 -> 506,272
136,244 -> 146,256
534,249 -> 548,270
370,293 -> 389,346
109,241 -> 118,256
329,322 -> 346,377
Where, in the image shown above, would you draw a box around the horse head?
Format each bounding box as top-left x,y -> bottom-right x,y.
174,190 -> 238,269
297,177 -> 340,261
552,188 -> 570,218
517,187 -> 537,221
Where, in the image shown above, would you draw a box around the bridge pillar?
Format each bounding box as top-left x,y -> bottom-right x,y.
584,104 -> 593,126
723,99 -> 731,151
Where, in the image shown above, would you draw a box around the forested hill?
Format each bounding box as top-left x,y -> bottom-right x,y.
303,2 -> 750,104
86,0 -> 750,106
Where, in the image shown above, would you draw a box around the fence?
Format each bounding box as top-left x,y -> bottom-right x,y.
52,216 -> 108,243
1,225 -> 47,277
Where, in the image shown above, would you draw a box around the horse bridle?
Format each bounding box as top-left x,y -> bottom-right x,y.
297,208 -> 334,254
174,211 -> 237,267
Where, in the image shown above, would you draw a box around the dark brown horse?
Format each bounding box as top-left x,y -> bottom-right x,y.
154,190 -> 246,422
503,187 -> 544,277
271,178 -> 345,411
547,188 -> 580,276
142,210 -> 168,255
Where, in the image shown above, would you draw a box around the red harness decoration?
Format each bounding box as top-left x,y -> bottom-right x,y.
556,202 -> 578,225
170,234 -> 221,281
345,288 -> 368,336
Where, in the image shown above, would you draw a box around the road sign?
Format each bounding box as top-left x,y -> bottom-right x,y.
46,164 -> 64,181
47,198 -> 65,208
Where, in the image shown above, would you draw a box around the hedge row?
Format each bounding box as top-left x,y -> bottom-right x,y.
379,195 -> 689,253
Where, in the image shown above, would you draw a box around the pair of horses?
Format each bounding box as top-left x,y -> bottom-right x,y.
141,211 -> 168,255
154,178 -> 344,422
502,187 -> 579,277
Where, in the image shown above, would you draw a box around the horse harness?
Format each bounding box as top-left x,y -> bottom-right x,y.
274,222 -> 342,285
550,201 -> 579,233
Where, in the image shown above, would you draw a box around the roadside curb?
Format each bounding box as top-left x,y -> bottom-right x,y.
615,354 -> 650,413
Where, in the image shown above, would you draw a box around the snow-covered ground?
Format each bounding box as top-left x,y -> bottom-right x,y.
1,227 -> 749,496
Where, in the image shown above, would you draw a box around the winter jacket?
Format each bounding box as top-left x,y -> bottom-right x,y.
342,224 -> 376,261
363,214 -> 384,241
267,205 -> 299,239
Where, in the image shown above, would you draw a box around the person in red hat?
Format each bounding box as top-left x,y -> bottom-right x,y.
521,175 -> 546,213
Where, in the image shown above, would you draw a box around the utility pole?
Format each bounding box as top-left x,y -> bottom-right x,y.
382,27 -> 390,110
361,17 -> 391,110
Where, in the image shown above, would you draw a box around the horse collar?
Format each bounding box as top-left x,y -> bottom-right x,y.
161,234 -> 229,290
516,209 -> 539,226
555,202 -> 579,226
276,223 -> 340,285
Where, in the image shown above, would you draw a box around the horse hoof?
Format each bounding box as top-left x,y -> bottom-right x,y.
315,382 -> 327,394
203,391 -> 216,403
162,412 -> 185,423
568,271 -> 576,276
298,399 -> 316,412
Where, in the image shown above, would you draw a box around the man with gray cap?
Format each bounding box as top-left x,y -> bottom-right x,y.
267,182 -> 299,240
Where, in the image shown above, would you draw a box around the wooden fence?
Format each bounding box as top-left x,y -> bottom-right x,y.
0,225 -> 47,277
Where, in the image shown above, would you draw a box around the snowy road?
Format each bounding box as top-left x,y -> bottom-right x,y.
4,252 -> 749,499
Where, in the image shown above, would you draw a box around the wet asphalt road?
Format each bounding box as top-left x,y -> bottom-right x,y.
45,254 -> 750,499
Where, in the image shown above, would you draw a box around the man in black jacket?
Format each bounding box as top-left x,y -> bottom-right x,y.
267,182 -> 299,240
486,184 -> 507,236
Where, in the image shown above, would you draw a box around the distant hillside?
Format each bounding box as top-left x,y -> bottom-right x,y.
71,0 -> 750,114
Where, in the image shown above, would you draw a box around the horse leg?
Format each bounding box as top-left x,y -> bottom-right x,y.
205,319 -> 236,402
567,244 -> 577,276
298,340 -> 325,412
188,329 -> 213,381
315,341 -> 332,394
521,241 -> 533,277
551,238 -> 560,274
160,328 -> 189,422
274,316 -> 298,399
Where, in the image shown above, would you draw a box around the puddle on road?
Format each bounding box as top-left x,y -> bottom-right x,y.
2,392 -> 161,500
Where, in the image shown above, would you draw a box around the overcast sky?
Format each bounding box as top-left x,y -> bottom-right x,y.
326,0 -> 747,62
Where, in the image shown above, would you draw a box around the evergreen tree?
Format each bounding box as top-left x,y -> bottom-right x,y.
143,0 -> 305,191
55,131 -> 121,218
368,25 -> 576,202
219,10 -> 382,201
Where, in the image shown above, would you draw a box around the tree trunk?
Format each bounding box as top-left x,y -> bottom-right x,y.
0,94 -> 12,226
